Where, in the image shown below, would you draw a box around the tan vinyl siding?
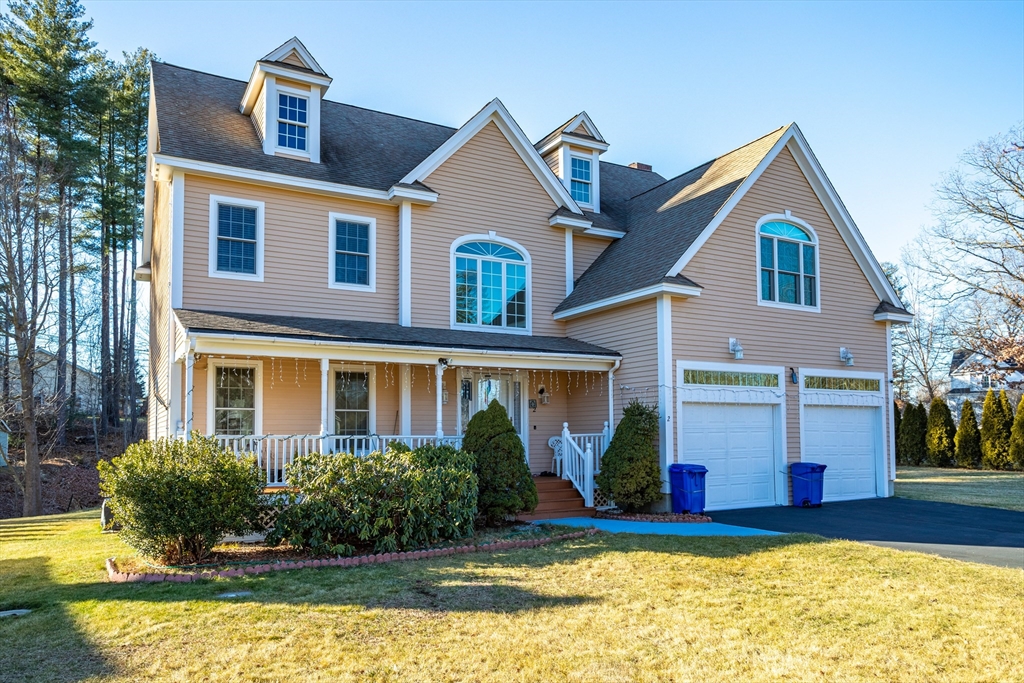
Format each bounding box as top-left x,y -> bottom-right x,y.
412,122 -> 567,336
572,234 -> 610,281
571,123 -> 590,136
149,178 -> 171,440
180,175 -> 399,322
251,89 -> 266,143
279,51 -> 307,68
274,77 -> 311,92
674,147 -> 890,477
525,370 -> 569,474
543,150 -> 560,178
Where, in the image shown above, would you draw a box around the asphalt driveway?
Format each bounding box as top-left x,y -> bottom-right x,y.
711,497 -> 1024,569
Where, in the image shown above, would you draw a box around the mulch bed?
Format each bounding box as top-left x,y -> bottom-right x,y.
595,511 -> 712,523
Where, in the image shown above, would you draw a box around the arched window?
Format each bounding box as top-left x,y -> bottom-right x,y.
454,240 -> 528,329
758,219 -> 818,308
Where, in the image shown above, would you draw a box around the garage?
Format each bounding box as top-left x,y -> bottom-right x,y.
799,370 -> 887,502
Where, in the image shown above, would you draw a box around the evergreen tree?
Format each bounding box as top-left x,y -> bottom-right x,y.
955,400 -> 982,468
594,400 -> 662,512
1010,396 -> 1024,470
462,400 -> 537,525
980,389 -> 1010,469
925,397 -> 956,467
897,402 -> 928,466
893,401 -> 903,463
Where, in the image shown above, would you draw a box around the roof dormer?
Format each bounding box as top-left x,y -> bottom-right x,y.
239,37 -> 333,164
535,112 -> 609,213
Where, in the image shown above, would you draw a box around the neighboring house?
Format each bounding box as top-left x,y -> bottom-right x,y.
948,349 -> 1021,412
2,350 -> 102,415
139,38 -> 912,512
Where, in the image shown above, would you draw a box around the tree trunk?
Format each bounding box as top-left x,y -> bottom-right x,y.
55,183 -> 68,445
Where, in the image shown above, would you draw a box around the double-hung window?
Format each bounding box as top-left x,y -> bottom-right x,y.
277,92 -> 308,152
759,220 -> 818,308
329,213 -> 375,290
570,156 -> 592,205
209,196 -> 264,280
454,241 -> 527,330
334,370 -> 370,435
213,366 -> 258,435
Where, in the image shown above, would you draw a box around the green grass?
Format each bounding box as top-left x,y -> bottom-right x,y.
2,511 -> 1022,682
896,466 -> 1024,511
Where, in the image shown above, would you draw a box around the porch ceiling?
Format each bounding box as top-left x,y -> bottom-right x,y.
175,309 -> 620,370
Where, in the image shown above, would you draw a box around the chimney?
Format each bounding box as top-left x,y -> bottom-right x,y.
628,162 -> 652,172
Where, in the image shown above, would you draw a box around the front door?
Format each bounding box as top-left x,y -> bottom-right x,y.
461,372 -> 527,460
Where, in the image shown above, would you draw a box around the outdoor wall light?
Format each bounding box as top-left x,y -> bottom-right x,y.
790,368 -> 798,384
839,347 -> 855,366
729,338 -> 744,360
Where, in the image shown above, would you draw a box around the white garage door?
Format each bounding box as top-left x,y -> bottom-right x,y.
680,403 -> 776,510
803,406 -> 878,501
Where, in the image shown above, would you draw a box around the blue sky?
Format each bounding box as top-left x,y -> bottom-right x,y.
85,0 -> 1023,264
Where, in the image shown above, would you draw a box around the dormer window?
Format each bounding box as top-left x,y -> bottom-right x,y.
570,157 -> 592,205
277,93 -> 308,151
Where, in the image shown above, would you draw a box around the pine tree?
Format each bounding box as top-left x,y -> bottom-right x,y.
980,389 -> 1010,469
925,397 -> 956,467
594,400 -> 662,512
462,400 -> 537,525
893,401 -> 903,463
897,402 -> 927,466
1010,396 -> 1024,470
955,400 -> 982,468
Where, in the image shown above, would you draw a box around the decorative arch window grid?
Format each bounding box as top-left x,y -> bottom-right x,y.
759,221 -> 817,307
455,241 -> 527,329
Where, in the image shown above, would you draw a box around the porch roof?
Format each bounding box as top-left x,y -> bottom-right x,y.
175,309 -> 620,359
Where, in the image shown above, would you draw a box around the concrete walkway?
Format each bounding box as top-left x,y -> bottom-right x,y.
534,517 -> 781,537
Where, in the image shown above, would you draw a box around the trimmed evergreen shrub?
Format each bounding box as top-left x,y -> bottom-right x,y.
97,435 -> 265,564
266,444 -> 478,555
462,400 -> 538,525
893,401 -> 903,463
595,399 -> 662,512
1010,396 -> 1024,470
981,389 -> 1011,469
925,397 -> 956,467
954,399 -> 982,468
897,402 -> 928,466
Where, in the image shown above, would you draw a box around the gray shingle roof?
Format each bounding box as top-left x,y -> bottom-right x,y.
556,127 -> 788,313
175,309 -> 620,357
152,62 -> 457,191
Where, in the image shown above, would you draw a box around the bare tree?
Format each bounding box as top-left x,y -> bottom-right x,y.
889,260 -> 951,402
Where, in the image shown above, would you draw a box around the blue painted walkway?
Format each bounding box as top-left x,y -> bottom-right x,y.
534,517 -> 781,537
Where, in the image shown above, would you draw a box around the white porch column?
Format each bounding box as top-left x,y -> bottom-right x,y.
608,369 -> 615,435
398,201 -> 412,326
435,362 -> 445,437
183,347 -> 195,441
656,293 -> 674,492
564,227 -> 574,297
400,364 -> 412,435
170,361 -> 183,438
320,358 -> 330,435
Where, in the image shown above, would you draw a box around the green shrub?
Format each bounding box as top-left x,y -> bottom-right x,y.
595,399 -> 662,512
954,399 -> 982,468
981,389 -> 1011,469
893,401 -> 903,463
97,435 -> 265,564
1010,396 -> 1024,470
462,400 -> 537,525
897,402 -> 927,466
925,397 -> 956,467
266,444 -> 477,555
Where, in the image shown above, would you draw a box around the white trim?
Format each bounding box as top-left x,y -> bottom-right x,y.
583,227 -> 625,239
327,211 -> 376,292
262,37 -> 328,75
664,125 -> 905,309
260,75 -> 276,156
320,358 -> 329,435
591,149 -> 601,214
388,185 -> 438,204
553,282 -> 702,320
170,360 -> 183,437
153,154 -> 394,204
273,82 -> 313,160
184,347 -> 195,438
449,232 -> 533,335
675,359 -> 788,507
400,364 -> 412,434
564,228 -> 574,297
327,363 -> 377,435
536,133 -> 610,156
240,60 -> 332,116
549,214 -> 592,230
874,310 -> 913,323
398,202 -> 412,326
754,212 -> 821,314
208,194 -> 265,282
886,322 -> 896,488
206,358 -> 264,436
568,153 -> 596,211
171,171 -> 184,308
399,99 -> 583,215
657,294 -> 673,492
797,366 -> 887,499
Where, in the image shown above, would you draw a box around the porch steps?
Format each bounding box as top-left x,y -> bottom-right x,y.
517,477 -> 595,521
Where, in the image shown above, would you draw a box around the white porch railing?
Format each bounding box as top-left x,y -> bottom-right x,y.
216,434 -> 465,487
559,422 -> 611,508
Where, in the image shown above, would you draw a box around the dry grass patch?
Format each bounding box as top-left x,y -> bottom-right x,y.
896,466 -> 1024,511
1,510 -> 1022,682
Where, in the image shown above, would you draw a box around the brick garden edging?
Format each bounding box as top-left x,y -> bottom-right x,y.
105,529 -> 600,583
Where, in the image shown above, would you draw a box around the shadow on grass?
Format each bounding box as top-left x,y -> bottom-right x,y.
0,557 -> 116,682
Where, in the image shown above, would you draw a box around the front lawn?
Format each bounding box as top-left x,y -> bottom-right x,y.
1,511 -> 1022,682
896,466 -> 1024,511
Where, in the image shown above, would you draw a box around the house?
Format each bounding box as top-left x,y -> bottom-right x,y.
948,349 -> 1021,414
2,349 -> 102,416
139,37 -> 912,513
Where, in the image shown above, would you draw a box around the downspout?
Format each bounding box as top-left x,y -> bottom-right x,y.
608,357 -> 621,436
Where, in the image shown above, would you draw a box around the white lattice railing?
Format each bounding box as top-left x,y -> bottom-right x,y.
215,434 -> 465,487
561,423 -> 595,507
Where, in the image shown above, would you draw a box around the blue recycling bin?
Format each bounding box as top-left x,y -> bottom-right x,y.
669,463 -> 708,514
791,462 -> 827,507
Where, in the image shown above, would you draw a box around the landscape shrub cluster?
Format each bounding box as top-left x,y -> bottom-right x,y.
595,399 -> 662,512
897,389 -> 1023,470
462,400 -> 538,524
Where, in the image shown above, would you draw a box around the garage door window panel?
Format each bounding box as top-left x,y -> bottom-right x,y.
804,376 -> 880,392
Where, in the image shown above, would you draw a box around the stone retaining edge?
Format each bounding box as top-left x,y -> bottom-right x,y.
105,529 -> 600,583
